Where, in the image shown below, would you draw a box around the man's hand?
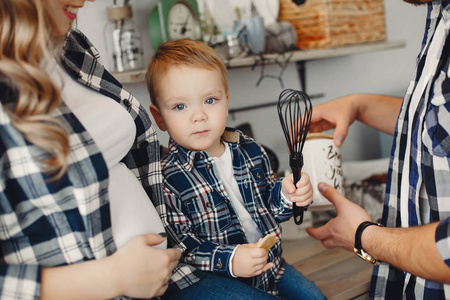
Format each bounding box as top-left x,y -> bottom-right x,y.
306,182 -> 372,251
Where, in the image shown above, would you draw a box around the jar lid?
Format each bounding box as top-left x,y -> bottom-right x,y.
306,132 -> 334,140
107,5 -> 132,20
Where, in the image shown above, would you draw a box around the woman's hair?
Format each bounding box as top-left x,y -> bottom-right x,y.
0,0 -> 70,179
146,38 -> 228,106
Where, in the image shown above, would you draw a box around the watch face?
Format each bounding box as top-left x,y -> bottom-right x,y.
167,2 -> 201,40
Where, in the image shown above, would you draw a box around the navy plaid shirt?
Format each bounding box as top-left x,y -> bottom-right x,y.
160,128 -> 295,295
0,29 -> 199,299
371,1 -> 450,299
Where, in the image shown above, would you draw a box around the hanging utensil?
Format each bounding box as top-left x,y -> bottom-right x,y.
277,89 -> 312,225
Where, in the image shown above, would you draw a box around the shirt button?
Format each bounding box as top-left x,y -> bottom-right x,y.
257,173 -> 262,180
199,154 -> 205,160
216,259 -> 222,269
206,163 -> 211,169
123,99 -> 132,107
224,199 -> 229,204
206,202 -> 212,208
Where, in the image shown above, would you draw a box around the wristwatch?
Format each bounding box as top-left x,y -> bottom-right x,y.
353,221 -> 383,265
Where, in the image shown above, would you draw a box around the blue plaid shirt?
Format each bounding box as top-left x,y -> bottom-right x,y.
160,128 -> 294,295
0,29 -> 199,300
371,1 -> 450,299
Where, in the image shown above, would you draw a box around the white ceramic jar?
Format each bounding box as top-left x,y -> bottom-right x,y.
302,133 -> 344,211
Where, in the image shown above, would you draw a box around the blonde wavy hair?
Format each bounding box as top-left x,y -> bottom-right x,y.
0,0 -> 70,179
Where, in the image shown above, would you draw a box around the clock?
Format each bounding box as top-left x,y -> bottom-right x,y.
148,0 -> 201,51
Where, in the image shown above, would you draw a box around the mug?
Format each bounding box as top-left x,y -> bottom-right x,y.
234,16 -> 265,55
302,133 -> 344,211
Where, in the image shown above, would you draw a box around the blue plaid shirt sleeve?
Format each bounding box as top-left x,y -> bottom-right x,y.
436,218 -> 450,268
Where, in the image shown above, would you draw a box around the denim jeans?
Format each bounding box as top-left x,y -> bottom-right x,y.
277,263 -> 326,300
162,272 -> 279,300
162,264 -> 325,300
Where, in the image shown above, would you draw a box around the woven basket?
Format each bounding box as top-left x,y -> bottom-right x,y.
278,0 -> 386,49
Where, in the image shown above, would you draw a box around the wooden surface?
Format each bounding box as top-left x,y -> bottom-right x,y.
283,236 -> 373,300
112,40 -> 405,83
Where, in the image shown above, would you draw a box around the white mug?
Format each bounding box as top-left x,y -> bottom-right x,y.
302,133 -> 344,211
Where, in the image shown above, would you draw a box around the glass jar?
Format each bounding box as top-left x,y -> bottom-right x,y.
104,5 -> 144,72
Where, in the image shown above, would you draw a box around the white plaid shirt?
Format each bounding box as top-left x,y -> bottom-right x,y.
0,30 -> 200,300
371,1 -> 450,299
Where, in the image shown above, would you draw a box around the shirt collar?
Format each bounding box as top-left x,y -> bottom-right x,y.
168,127 -> 242,171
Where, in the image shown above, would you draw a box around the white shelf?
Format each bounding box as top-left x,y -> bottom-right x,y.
112,40 -> 406,84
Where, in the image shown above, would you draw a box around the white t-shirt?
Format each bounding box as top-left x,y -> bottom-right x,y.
213,142 -> 262,243
49,61 -> 166,249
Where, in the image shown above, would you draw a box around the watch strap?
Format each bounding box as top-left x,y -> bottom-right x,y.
354,221 -> 383,265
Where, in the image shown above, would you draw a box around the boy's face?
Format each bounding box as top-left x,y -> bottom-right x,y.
151,65 -> 229,157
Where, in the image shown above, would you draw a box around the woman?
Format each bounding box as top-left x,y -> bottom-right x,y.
0,0 -> 183,298
0,1 -> 288,299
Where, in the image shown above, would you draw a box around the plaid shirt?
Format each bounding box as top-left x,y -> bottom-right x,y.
0,29 -> 199,300
160,128 -> 294,295
371,1 -> 450,299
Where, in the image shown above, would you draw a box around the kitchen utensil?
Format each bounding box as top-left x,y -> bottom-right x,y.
277,89 -> 312,225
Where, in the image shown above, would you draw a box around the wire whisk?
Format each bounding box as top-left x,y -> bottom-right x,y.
277,89 -> 312,225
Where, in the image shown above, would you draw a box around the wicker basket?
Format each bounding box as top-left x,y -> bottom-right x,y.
278,0 -> 386,49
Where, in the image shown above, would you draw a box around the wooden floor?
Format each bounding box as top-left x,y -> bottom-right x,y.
282,236 -> 373,300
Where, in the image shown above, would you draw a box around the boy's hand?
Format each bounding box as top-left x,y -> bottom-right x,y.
281,172 -> 313,208
232,242 -> 274,277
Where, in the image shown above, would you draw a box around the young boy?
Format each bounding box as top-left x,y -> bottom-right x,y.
146,39 -> 325,299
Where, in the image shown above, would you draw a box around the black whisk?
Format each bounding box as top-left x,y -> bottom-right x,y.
277,89 -> 312,225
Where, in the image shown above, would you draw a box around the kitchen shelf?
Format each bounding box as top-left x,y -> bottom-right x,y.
112,40 -> 406,84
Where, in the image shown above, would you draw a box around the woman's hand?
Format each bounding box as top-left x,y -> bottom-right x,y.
112,234 -> 181,298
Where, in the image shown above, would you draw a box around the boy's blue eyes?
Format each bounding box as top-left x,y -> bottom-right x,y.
172,98 -> 217,110
205,98 -> 216,104
174,104 -> 185,110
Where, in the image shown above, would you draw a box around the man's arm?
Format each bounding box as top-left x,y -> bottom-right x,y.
310,94 -> 403,147
363,222 -> 450,283
306,183 -> 450,284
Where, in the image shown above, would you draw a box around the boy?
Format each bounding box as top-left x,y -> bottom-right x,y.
146,39 -> 325,299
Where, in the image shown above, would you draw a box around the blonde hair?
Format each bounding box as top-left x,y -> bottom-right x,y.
0,0 -> 69,179
146,38 -> 228,106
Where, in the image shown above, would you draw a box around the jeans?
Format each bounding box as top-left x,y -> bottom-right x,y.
278,263 -> 326,300
162,272 -> 279,300
162,264 -> 325,300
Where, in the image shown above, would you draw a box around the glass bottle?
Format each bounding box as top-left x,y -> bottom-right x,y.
104,5 -> 144,72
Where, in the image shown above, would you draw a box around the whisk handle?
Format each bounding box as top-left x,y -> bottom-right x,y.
290,155 -> 304,225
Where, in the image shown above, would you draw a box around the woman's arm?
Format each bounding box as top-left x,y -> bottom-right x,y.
41,234 -> 181,299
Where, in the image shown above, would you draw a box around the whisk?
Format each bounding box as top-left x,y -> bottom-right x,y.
277,89 -> 312,225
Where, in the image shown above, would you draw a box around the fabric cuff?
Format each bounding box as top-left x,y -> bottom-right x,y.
435,217 -> 450,267
228,245 -> 240,278
211,245 -> 236,276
